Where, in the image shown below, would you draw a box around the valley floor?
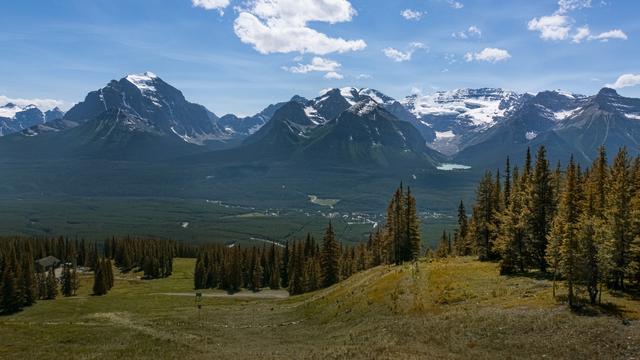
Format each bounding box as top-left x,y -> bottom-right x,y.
1,258 -> 638,359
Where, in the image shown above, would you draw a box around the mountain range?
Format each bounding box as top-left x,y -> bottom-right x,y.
1,72 -> 639,170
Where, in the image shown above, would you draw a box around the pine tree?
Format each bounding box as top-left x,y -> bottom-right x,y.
19,250 -> 36,306
61,264 -> 73,297
628,156 -> 640,286
45,268 -> 58,300
93,259 -> 107,296
320,222 -> 341,287
603,148 -> 633,289
405,187 -> 421,261
474,171 -> 498,260
194,254 -> 206,289
280,241 -> 290,289
548,156 -> 582,307
1,256 -> 21,314
454,201 -> 469,256
495,171 -> 529,274
527,146 -> 555,273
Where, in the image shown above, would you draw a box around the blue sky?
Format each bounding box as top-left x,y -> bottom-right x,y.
1,0 -> 639,116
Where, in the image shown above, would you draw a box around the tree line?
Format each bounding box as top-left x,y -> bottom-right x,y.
194,184 -> 423,295
1,236 -> 185,314
456,146 -> 640,307
0,236 -> 95,314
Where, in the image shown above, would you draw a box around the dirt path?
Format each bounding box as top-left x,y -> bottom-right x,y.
155,289 -> 289,299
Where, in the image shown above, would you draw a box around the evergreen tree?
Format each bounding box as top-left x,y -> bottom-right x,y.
61,264 -> 73,297
603,148 -> 633,289
93,259 -> 108,296
454,201 -> 469,256
474,171 -> 498,260
405,187 -> 421,261
45,268 -> 58,300
548,156 -> 582,307
320,222 -> 341,287
1,256 -> 21,314
527,146 -> 555,272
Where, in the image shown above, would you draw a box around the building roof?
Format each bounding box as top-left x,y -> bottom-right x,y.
36,256 -> 61,268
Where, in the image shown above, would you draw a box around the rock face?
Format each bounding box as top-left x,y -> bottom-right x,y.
0,103 -> 48,136
2,75 -> 640,169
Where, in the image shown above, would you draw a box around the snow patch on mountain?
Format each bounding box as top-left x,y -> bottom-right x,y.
554,107 -> 582,121
402,88 -> 521,129
525,131 -> 538,140
348,99 -> 379,116
126,72 -> 163,107
0,103 -> 36,119
435,130 -> 455,139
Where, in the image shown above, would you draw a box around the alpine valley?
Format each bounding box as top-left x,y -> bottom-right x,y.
1,72 -> 638,245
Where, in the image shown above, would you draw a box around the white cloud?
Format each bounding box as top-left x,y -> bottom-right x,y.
529,1 -> 625,44
356,74 -> 372,79
383,42 -> 426,62
571,26 -> 627,43
452,25 -> 482,39
324,71 -> 344,80
232,0 -> 366,55
590,29 -> 627,41
400,9 -> 424,21
556,0 -> 591,14
0,95 -> 64,111
465,48 -> 511,63
606,74 -> 640,89
572,25 -> 590,43
528,15 -> 571,40
283,56 -> 341,74
192,0 -> 230,14
447,0 -> 464,9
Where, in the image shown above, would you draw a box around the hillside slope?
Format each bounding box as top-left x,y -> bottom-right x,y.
1,258 -> 638,359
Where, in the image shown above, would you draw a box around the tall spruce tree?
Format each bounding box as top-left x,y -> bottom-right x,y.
527,146 -> 555,272
454,201 -> 470,256
548,156 -> 582,307
320,222 -> 341,287
406,187 -> 421,261
603,148 -> 633,289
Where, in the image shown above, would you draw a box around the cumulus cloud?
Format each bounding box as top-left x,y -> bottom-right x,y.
191,0 -> 230,14
590,29 -> 627,41
464,48 -> 511,63
528,15 -> 571,40
447,0 -> 464,9
356,74 -> 372,79
324,71 -> 344,80
528,0 -> 625,44
571,26 -> 627,43
400,9 -> 424,21
0,95 -> 64,110
606,74 -> 640,89
232,0 -> 366,55
383,42 -> 426,62
572,25 -> 590,43
283,56 -> 341,74
452,25 -> 482,39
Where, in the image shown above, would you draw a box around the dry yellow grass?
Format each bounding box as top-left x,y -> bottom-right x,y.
0,257 -> 639,359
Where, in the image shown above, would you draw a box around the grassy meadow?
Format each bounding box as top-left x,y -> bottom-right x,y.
1,257 -> 638,359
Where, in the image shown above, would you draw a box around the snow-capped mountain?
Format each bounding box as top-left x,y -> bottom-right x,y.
0,103 -> 64,136
60,71 -> 228,145
455,87 -> 640,167
401,88 -> 523,154
299,98 -> 441,168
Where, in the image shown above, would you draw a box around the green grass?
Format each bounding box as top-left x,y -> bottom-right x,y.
1,257 -> 638,359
